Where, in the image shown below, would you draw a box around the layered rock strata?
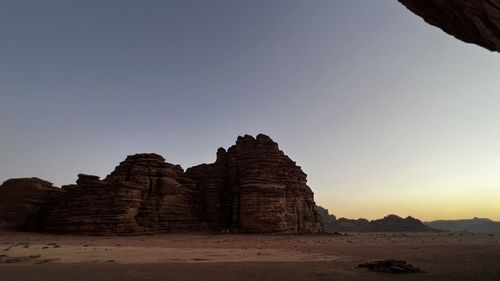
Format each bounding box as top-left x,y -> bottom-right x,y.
186,134 -> 322,233
44,154 -> 202,234
0,178 -> 62,231
1,134 -> 322,234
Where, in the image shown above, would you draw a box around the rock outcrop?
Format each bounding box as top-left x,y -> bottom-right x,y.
315,206 -> 337,232
0,178 -> 62,231
186,134 -> 322,233
365,215 -> 437,232
333,218 -> 371,233
399,0 -> 500,52
426,217 -> 500,233
316,206 -> 438,233
44,154 -> 203,234
2,134 -> 322,235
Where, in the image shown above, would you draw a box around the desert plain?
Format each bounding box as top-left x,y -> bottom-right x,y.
1,231 -> 499,281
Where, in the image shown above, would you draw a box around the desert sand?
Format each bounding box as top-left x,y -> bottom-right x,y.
1,232 -> 499,281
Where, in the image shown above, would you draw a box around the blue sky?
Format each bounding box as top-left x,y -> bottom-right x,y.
1,0 -> 500,220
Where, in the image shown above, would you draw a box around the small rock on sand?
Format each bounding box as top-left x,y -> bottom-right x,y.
357,260 -> 425,274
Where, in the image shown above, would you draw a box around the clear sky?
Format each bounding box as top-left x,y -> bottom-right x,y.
1,0 -> 500,221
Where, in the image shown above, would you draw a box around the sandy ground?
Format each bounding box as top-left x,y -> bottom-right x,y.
1,232 -> 499,281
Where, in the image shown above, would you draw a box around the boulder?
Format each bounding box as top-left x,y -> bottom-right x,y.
357,260 -> 425,274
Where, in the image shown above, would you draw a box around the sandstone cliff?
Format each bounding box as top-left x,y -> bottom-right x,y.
44,154 -> 205,234
1,134 -> 322,234
0,178 -> 62,231
186,134 -> 322,233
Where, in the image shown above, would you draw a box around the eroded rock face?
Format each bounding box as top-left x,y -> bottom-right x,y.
399,0 -> 500,52
105,154 -> 203,233
315,206 -> 337,224
0,178 -> 62,231
44,154 -> 203,234
44,173 -> 146,234
37,134 -> 322,234
315,206 -> 338,233
186,134 -> 322,233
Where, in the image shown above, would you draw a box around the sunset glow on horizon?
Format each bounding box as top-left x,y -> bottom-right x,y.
1,0 -> 500,222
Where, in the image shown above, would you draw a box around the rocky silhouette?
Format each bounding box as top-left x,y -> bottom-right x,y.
316,206 -> 437,232
315,206 -> 336,225
399,0 -> 500,52
0,134 -> 322,234
426,217 -> 500,233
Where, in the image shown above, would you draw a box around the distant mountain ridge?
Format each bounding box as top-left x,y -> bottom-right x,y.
425,218 -> 500,233
315,206 -> 438,233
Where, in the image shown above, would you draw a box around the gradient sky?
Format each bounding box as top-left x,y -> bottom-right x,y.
1,0 -> 500,221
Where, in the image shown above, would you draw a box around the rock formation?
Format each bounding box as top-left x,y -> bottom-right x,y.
315,206 -> 337,232
315,206 -> 438,233
186,134 -> 322,233
44,154 -> 202,234
1,134 -> 322,234
426,217 -> 500,233
365,215 -> 437,232
0,178 -> 62,231
315,206 -> 336,223
399,0 -> 500,52
332,218 -> 371,233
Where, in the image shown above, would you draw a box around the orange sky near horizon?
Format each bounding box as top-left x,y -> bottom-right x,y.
316,184 -> 500,221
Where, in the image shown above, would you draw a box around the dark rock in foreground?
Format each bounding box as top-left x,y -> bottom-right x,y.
357,259 -> 425,274
0,134 -> 322,235
399,0 -> 500,52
